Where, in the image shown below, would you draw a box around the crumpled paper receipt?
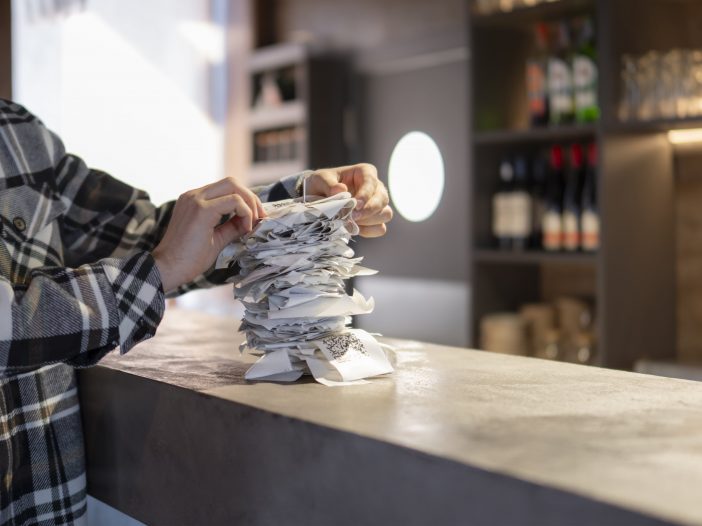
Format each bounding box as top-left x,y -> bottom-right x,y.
216,192 -> 394,386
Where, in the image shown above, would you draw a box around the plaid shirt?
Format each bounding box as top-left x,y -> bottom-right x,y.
0,99 -> 303,525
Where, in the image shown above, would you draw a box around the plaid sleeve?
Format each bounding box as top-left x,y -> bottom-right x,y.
54,150 -> 174,265
0,251 -> 164,374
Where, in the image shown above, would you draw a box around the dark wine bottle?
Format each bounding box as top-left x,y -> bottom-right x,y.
581,143 -> 600,251
573,16 -> 599,123
527,23 -> 550,127
531,152 -> 549,250
548,21 -> 575,126
493,159 -> 514,250
543,145 -> 564,251
562,143 -> 585,251
512,156 -> 532,251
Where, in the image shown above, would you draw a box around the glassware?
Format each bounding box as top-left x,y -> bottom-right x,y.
619,54 -> 638,121
619,47 -> 702,122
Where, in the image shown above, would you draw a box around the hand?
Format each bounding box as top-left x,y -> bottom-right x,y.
152,177 -> 265,293
304,163 -> 393,238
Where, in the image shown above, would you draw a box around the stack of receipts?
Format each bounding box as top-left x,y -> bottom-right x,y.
215,192 -> 394,385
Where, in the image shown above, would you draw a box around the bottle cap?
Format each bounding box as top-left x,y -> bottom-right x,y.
535,23 -> 550,49
550,145 -> 563,169
499,160 -> 514,182
514,156 -> 528,181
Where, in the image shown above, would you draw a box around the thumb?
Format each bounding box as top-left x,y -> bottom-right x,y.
307,170 -> 348,197
214,219 -> 245,252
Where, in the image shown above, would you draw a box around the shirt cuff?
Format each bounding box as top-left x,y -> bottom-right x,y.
100,251 -> 166,354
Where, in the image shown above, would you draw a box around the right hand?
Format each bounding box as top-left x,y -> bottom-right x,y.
152,177 -> 265,293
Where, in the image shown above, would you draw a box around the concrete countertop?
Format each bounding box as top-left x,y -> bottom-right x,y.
79,308 -> 702,526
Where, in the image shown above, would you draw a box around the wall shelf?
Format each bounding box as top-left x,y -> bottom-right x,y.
249,101 -> 306,132
474,124 -> 596,145
474,249 -> 597,265
471,0 -> 595,27
607,117 -> 702,135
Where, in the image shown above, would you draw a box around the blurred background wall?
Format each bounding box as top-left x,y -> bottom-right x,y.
11,0 -> 228,205
268,0 -> 470,346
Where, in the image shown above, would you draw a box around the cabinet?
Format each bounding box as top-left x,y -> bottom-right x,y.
247,42 -> 351,185
468,0 -> 702,368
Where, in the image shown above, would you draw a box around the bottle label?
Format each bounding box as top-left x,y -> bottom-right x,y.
511,192 -> 532,237
527,60 -> 547,118
562,210 -> 580,250
548,58 -> 573,117
493,193 -> 512,238
581,210 -> 600,251
542,211 -> 562,251
573,55 -> 598,111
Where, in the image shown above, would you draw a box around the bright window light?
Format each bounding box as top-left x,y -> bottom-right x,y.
388,131 -> 445,222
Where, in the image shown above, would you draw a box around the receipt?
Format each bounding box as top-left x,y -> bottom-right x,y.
217,192 -> 393,385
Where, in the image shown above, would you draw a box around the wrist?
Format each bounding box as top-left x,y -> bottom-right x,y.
152,251 -> 179,293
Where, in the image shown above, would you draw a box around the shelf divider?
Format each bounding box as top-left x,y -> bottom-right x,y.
474,249 -> 597,265
474,124 -> 597,145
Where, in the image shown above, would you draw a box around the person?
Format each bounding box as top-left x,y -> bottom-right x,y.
0,98 -> 392,525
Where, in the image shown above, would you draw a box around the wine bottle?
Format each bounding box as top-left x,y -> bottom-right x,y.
573,16 -> 599,123
543,145 -> 564,251
511,156 -> 533,250
493,159 -> 515,250
527,23 -> 550,127
548,21 -> 575,126
562,143 -> 585,251
530,152 -> 548,249
581,142 -> 600,251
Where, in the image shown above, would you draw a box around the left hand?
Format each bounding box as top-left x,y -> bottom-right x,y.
304,163 -> 393,238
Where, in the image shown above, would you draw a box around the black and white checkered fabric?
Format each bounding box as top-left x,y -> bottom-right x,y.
0,99 -> 303,525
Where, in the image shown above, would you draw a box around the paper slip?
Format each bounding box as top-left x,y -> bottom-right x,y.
218,192 -> 394,385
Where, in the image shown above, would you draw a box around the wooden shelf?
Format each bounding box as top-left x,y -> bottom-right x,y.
607,117 -> 702,134
471,0 -> 594,26
249,101 -> 306,132
474,249 -> 597,265
249,42 -> 306,74
474,124 -> 596,145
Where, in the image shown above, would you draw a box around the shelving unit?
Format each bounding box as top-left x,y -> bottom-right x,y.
468,0 -> 702,369
246,42 -> 351,185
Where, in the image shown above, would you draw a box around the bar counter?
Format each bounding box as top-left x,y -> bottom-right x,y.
79,309 -> 702,526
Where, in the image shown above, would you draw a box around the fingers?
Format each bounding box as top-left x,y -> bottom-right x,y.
215,217 -> 249,248
200,177 -> 264,223
345,164 -> 377,210
200,177 -> 245,199
256,198 -> 266,219
358,224 -> 387,238
307,170 -> 348,197
356,205 -> 393,226
207,194 -> 254,233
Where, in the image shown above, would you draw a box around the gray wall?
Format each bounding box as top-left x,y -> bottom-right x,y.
354,49 -> 470,346
275,0 -> 465,52
273,0 -> 471,347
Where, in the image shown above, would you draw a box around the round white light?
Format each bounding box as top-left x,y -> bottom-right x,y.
388,131 -> 445,222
